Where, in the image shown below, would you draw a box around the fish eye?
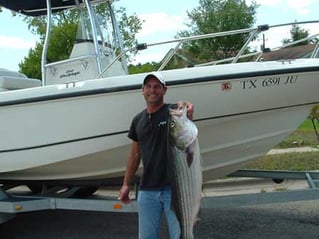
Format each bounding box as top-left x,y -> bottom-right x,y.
170,121 -> 175,128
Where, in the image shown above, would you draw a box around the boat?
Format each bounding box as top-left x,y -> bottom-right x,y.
0,0 -> 319,194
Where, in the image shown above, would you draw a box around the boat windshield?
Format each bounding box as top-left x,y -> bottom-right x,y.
75,6 -> 114,50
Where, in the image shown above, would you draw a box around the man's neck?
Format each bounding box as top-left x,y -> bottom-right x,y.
147,103 -> 164,114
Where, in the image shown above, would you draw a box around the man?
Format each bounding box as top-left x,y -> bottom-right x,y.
118,72 -> 194,239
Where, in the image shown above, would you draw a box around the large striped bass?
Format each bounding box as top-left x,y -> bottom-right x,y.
168,103 -> 202,239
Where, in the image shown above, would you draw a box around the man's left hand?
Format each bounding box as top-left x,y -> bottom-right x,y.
177,100 -> 194,120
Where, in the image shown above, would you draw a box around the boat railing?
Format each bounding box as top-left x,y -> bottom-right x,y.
199,32 -> 319,66
96,27 -> 257,78
155,20 -> 319,69
100,20 -> 319,75
312,41 -> 319,58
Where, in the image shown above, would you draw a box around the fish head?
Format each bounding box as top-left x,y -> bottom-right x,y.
169,104 -> 198,151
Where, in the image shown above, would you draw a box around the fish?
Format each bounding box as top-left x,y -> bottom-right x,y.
168,103 -> 202,239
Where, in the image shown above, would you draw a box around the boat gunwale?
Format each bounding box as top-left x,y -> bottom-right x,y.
0,63 -> 319,107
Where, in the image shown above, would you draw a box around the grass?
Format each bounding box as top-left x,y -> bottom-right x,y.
244,118 -> 319,171
276,118 -> 319,148
245,152 -> 319,171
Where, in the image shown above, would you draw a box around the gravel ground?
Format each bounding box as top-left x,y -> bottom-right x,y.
1,198 -> 319,239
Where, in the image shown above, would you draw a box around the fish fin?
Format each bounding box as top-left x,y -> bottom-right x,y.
170,185 -> 182,223
186,139 -> 198,167
194,214 -> 201,226
193,196 -> 202,226
186,151 -> 194,167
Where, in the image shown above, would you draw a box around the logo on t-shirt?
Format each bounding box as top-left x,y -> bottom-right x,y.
158,121 -> 167,127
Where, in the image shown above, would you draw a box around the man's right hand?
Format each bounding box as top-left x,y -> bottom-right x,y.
118,185 -> 131,204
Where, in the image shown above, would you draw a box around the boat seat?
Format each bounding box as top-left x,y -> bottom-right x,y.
0,74 -> 41,91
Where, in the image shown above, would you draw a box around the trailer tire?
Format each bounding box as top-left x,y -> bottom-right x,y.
273,178 -> 284,184
73,186 -> 98,197
27,184 -> 43,194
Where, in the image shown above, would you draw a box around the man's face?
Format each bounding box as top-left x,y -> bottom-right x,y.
142,77 -> 167,105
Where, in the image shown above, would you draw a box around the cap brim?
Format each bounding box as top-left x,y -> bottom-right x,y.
143,72 -> 166,86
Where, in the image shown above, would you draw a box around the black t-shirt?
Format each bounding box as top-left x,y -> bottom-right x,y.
128,104 -> 170,190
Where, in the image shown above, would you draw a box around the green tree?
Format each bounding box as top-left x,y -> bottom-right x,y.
18,1 -> 142,79
19,21 -> 77,78
128,62 -> 161,74
19,42 -> 43,79
282,23 -> 311,46
176,0 -> 258,64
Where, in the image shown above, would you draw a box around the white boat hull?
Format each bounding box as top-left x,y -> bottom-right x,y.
0,59 -> 319,183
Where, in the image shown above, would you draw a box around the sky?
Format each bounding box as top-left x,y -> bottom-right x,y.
0,0 -> 319,72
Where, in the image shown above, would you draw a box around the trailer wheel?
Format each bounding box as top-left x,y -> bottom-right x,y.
273,178 -> 284,184
27,184 -> 43,194
73,186 -> 98,197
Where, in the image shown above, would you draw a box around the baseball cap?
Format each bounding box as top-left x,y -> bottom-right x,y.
143,72 -> 166,86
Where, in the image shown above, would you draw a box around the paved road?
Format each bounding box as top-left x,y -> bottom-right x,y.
1,197 -> 319,238
1,178 -> 318,239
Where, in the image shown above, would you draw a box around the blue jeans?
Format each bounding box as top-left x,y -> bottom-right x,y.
137,186 -> 181,239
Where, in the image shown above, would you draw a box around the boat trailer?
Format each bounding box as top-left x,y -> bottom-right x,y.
2,169 -> 319,224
